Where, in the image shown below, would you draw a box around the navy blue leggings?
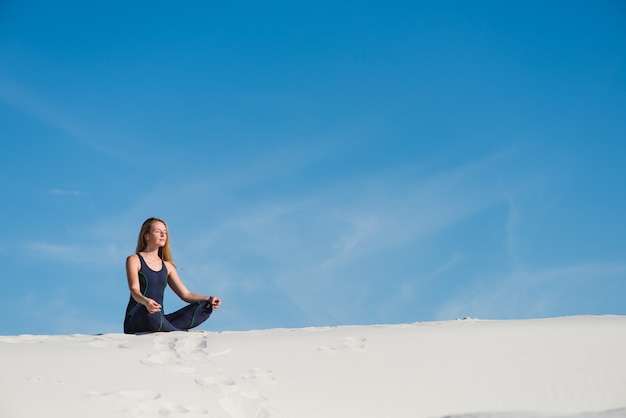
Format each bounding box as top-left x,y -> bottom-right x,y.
124,300 -> 213,334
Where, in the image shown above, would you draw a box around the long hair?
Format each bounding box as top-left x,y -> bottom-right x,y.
136,217 -> 174,265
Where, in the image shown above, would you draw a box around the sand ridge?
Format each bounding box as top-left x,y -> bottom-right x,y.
1,316 -> 625,418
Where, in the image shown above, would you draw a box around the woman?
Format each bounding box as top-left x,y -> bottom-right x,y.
124,217 -> 221,334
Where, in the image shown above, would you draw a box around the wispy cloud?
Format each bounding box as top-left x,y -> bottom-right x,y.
150,149 -> 526,327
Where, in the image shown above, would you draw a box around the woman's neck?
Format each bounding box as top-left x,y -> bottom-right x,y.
141,247 -> 160,259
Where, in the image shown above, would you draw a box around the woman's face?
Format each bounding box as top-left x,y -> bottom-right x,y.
146,221 -> 168,247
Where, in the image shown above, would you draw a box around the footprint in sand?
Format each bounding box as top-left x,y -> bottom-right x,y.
153,334 -> 178,352
317,336 -> 367,353
140,352 -> 196,374
88,389 -> 162,402
195,369 -> 274,418
89,390 -> 209,417
243,368 -> 276,383
195,375 -> 237,390
341,336 -> 367,350
140,334 -> 197,374
134,400 -> 209,417
143,333 -> 233,370
88,335 -> 130,349
179,334 -> 209,352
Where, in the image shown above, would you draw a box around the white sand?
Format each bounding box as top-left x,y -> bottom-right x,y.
1,315 -> 625,418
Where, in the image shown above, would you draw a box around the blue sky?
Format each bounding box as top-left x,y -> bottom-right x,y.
1,1 -> 625,335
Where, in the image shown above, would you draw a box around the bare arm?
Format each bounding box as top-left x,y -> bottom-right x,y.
126,254 -> 162,313
165,261 -> 221,309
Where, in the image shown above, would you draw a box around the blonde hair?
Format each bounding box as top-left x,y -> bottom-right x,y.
136,217 -> 174,265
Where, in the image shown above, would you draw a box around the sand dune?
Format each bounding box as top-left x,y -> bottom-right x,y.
1,316 -> 625,418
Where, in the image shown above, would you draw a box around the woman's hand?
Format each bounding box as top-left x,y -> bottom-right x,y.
208,296 -> 221,309
145,298 -> 162,314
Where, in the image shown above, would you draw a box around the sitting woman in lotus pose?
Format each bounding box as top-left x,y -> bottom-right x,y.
124,217 -> 221,334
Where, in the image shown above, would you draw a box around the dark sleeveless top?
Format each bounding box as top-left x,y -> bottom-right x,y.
124,253 -> 168,318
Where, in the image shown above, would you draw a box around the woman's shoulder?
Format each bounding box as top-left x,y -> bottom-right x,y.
126,253 -> 140,265
163,259 -> 176,271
